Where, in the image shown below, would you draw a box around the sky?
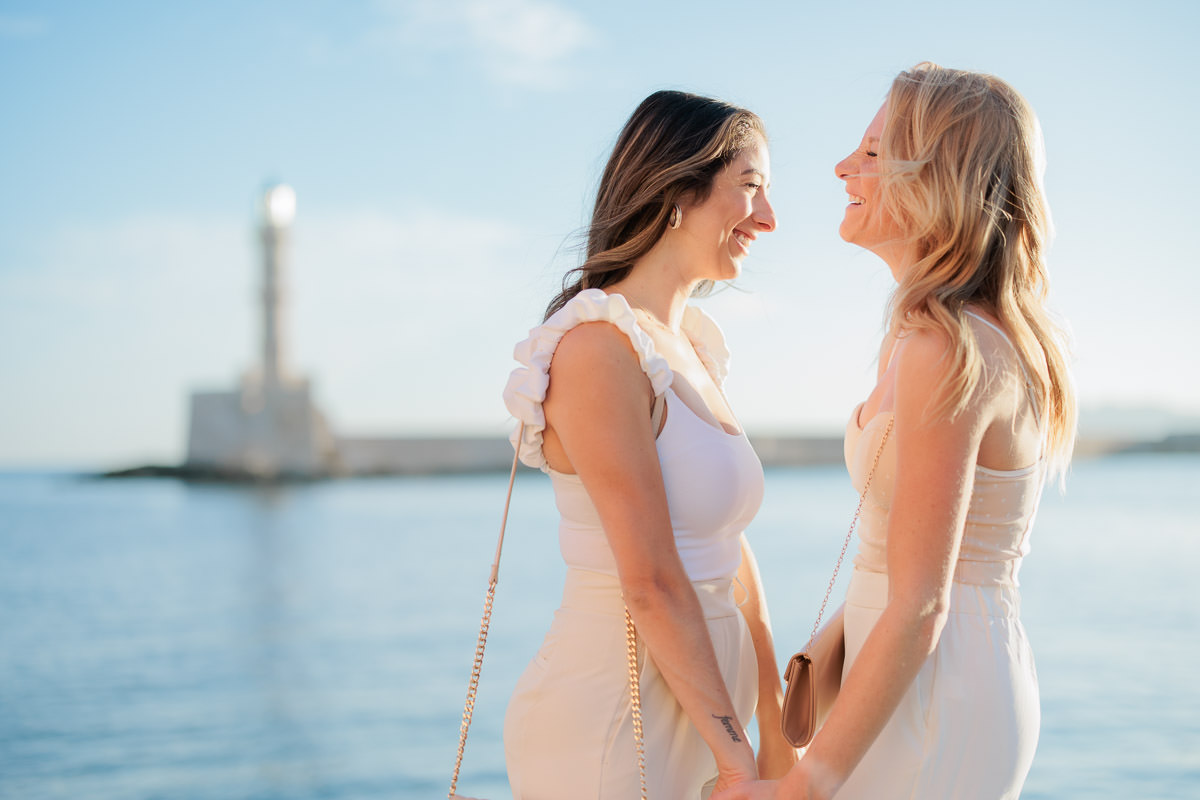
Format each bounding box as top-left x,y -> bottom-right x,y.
1,0 -> 1198,467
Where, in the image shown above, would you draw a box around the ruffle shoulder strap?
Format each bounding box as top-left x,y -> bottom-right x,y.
502,289 -> 673,471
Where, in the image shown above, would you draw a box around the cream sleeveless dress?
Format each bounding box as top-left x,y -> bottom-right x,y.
500,289 -> 765,800
836,312 -> 1044,799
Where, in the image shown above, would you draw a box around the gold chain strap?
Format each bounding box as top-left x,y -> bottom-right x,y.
625,609 -> 649,800
447,424 -> 524,800
448,581 -> 497,798
449,422 -> 650,799
804,417 -> 894,651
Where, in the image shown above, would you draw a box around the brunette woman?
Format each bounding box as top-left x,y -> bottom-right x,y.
502,90 -> 795,798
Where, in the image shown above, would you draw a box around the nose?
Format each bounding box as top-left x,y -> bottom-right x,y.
753,192 -> 776,232
835,153 -> 854,180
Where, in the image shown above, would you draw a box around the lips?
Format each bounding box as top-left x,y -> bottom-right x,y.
733,229 -> 754,252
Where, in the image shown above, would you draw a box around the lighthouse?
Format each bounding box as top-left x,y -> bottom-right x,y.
259,184 -> 294,394
184,183 -> 335,479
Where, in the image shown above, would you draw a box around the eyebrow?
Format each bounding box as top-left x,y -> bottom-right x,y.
739,168 -> 770,188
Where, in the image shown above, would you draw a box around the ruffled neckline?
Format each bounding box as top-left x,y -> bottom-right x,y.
676,305 -> 730,387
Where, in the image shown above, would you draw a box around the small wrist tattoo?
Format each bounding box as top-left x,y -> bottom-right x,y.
712,714 -> 743,742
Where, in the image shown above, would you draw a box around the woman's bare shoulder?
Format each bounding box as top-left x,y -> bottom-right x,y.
552,321 -> 642,371
547,322 -> 653,406
892,327 -> 953,379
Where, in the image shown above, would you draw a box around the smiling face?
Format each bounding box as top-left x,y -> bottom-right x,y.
679,133 -> 776,281
835,103 -> 907,271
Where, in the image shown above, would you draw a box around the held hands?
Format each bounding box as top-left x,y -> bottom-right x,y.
713,759 -> 759,795
755,726 -> 800,779
712,719 -> 759,794
711,779 -> 781,800
711,756 -> 836,800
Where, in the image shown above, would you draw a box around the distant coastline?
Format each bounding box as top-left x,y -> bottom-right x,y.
99,431 -> 1200,482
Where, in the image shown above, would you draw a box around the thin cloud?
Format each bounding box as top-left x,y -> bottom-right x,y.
374,0 -> 595,89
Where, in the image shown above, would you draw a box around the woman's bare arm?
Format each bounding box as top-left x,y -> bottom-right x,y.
736,534 -> 798,778
544,321 -> 758,789
714,329 -> 990,800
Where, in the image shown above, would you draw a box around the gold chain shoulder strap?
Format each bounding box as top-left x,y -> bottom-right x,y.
804,417 -> 894,650
448,422 -> 649,799
447,423 -> 523,799
625,609 -> 649,800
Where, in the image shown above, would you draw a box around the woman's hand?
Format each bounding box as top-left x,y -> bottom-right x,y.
755,731 -> 799,779
712,753 -> 760,794
713,751 -> 845,800
711,779 -> 781,800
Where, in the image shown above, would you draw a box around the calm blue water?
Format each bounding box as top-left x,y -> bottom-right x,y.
0,455 -> 1197,799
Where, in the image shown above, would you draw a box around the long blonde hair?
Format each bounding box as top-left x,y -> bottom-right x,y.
880,62 -> 1076,467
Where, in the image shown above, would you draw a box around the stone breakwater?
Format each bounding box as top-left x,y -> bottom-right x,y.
101,432 -> 1198,481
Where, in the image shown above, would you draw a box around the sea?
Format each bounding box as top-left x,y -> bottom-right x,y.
0,453 -> 1197,800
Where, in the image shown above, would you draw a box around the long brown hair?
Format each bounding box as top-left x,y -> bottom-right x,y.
544,90 -> 763,319
880,63 -> 1076,468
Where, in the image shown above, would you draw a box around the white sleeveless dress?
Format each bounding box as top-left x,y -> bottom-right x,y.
501,289 -> 765,800
835,312 -> 1045,799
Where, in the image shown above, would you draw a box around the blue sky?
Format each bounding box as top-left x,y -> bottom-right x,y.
1,0 -> 1197,466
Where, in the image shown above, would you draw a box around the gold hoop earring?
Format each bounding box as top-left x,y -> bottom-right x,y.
669,204 -> 682,230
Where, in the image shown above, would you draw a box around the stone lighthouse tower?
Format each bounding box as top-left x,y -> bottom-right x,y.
184,183 -> 335,479
259,183 -> 294,395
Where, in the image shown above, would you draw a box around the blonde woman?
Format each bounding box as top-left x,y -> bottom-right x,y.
716,64 -> 1077,800
502,91 -> 795,798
